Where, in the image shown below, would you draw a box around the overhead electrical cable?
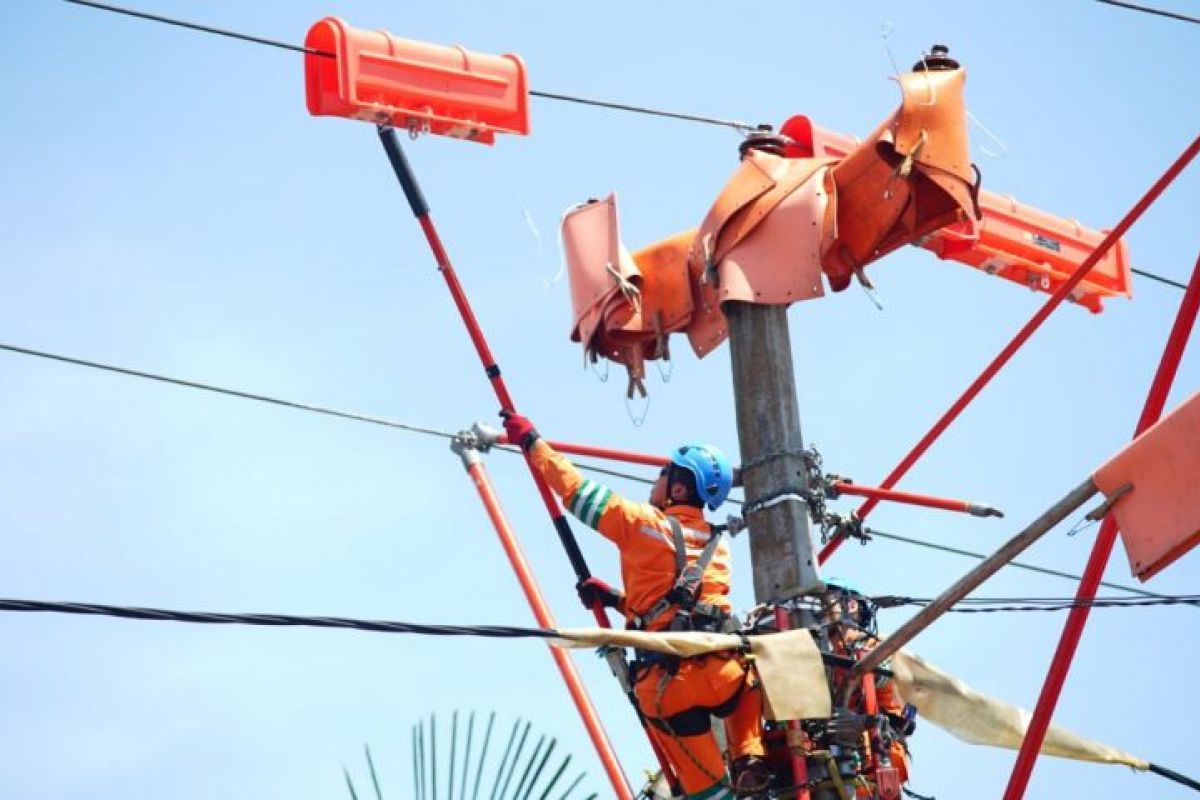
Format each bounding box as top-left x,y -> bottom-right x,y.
0,340 -> 1176,603
867,529 -> 1172,601
876,595 -> 1200,612
61,0 -> 751,132
1095,0 -> 1200,26
0,596 -> 1195,639
1133,267 -> 1189,290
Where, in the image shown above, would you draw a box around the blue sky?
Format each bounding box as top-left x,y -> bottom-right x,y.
2,1 -> 1199,798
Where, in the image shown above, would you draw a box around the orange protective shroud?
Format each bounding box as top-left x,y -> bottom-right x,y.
820,66 -> 976,291
781,116 -> 1132,312
685,150 -> 832,356
304,17 -> 529,144
1092,389 -> 1200,581
561,196 -> 691,393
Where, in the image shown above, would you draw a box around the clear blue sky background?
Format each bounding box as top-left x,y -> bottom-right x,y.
2,1 -> 1199,798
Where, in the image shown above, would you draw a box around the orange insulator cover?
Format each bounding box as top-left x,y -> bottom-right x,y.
820,64 -> 976,291
304,17 -> 529,144
560,196 -> 692,394
1093,389 -> 1200,581
922,190 -> 1132,313
782,112 -> 1131,312
684,150 -> 831,357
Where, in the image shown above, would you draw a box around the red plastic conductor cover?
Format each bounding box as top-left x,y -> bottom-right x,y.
305,17 -> 530,144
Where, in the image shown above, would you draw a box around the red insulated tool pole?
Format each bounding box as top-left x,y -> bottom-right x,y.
535,439 -> 669,468
511,437 -> 1002,516
828,482 -> 1001,518
455,442 -> 631,798
376,126 -> 677,798
1003,242 -> 1200,799
819,131 -> 1200,565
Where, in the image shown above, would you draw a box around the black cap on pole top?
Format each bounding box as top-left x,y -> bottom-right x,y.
912,43 -> 960,72
738,123 -> 788,159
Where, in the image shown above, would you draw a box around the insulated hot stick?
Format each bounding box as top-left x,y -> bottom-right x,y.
1004,229 -> 1200,798
499,436 -> 1003,517
376,126 -> 672,799
819,130 -> 1200,566
451,440 -> 632,799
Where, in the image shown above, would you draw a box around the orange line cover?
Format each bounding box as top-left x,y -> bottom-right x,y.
1092,389 -> 1200,581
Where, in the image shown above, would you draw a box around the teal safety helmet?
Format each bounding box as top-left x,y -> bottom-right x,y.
669,443 -> 733,511
824,576 -> 864,597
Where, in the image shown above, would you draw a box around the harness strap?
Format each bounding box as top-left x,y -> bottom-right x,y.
667,515 -> 688,576
631,516 -> 727,630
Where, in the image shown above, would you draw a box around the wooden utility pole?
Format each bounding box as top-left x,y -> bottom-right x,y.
727,301 -> 824,602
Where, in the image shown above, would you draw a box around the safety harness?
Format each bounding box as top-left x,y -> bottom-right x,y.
629,515 -> 753,742
629,515 -> 734,634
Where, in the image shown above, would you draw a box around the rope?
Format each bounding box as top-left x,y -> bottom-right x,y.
61,0 -> 751,133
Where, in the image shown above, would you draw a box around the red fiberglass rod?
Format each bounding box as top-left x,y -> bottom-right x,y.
377,125 -> 677,798
1003,238 -> 1200,798
457,446 -> 632,798
819,130 -> 1200,565
507,436 -> 1001,516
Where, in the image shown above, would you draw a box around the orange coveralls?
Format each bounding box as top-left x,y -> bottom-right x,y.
831,629 -> 910,796
530,439 -> 764,799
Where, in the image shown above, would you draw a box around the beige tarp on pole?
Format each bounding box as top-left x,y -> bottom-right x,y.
890,650 -> 1147,769
555,628 -> 1148,769
554,627 -> 831,720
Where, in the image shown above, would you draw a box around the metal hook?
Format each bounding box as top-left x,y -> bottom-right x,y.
523,209 -> 561,288
625,378 -> 650,427
880,22 -> 902,78
655,356 -> 674,383
966,109 -> 1010,159
589,354 -> 610,383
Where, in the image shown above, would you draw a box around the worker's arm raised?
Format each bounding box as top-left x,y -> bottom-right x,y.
525,438 -> 647,547
502,415 -> 649,548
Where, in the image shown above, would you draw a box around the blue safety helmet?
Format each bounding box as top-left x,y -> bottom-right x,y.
669,443 -> 733,511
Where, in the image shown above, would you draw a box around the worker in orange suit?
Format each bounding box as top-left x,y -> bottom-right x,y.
823,578 -> 915,797
502,413 -> 770,799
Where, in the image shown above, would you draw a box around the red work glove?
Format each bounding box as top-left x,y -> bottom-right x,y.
576,577 -> 624,611
500,411 -> 540,451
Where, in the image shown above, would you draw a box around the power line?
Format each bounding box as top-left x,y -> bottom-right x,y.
0,598 -> 555,639
63,0 -> 326,56
877,595 -> 1200,613
59,0 -> 1195,294
868,528 -> 1170,601
1,594 -> 1194,643
0,341 -> 454,440
0,340 -> 1170,603
61,0 -> 751,133
1133,266 -> 1189,291
0,340 -> 650,482
1095,0 -> 1200,26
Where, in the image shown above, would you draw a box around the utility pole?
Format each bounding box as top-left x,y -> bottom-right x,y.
727,294 -> 832,800
727,302 -> 824,602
